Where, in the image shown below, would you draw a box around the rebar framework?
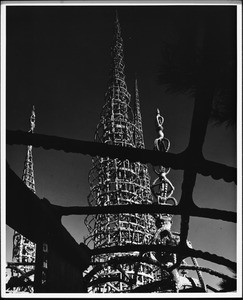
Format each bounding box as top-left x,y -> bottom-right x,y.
7,106 -> 36,293
84,13 -> 156,292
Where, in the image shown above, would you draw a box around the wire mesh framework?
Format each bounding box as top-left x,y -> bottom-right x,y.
7,106 -> 36,293
84,13 -> 157,292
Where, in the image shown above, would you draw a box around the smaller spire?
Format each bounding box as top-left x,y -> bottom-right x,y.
10,105 -> 37,293
133,78 -> 145,149
134,78 -> 142,129
135,78 -> 139,104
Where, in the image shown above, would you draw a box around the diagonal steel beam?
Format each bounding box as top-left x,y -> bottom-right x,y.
6,130 -> 236,183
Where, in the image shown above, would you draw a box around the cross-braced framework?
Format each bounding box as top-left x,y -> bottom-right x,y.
7,106 -> 36,293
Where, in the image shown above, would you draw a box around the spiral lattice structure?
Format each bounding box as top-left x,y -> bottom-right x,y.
84,13 -> 156,292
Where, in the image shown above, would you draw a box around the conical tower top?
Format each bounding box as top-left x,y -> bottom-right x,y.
115,9 -> 120,29
101,11 -> 131,126
107,11 -> 129,97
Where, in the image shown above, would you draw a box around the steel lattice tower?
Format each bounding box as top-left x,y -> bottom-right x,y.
9,106 -> 36,293
84,13 -> 157,292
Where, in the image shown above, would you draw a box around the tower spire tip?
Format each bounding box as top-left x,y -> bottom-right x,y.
115,9 -> 119,22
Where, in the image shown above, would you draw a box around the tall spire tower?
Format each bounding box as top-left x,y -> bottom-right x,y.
84,13 -> 156,292
95,10 -> 132,146
8,106 -> 36,292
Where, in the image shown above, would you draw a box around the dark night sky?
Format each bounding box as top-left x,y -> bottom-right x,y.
5,4 -> 237,291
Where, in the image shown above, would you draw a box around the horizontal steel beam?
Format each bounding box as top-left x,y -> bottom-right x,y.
50,203 -> 236,223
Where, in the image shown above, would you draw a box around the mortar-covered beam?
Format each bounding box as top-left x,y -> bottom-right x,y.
49,203 -> 236,223
6,130 -> 236,183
